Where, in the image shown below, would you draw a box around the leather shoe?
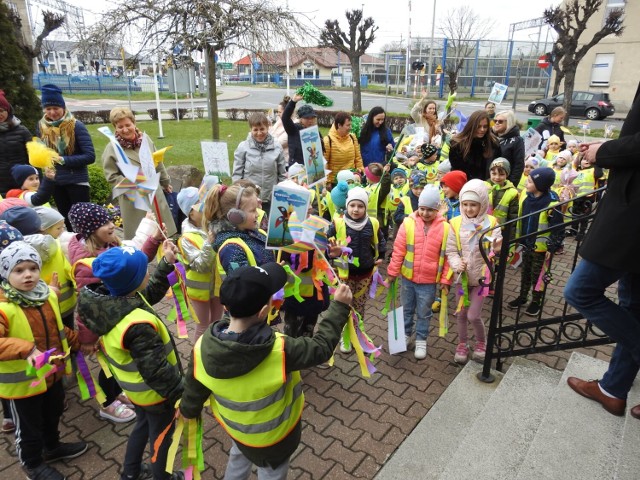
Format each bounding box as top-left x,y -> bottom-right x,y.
567,377 -> 626,416
631,404 -> 640,420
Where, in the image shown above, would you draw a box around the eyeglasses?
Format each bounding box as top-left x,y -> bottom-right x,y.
494,119 -> 506,124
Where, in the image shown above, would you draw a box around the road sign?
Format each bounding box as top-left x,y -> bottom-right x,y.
218,62 -> 233,69
435,64 -> 443,74
391,55 -> 405,61
538,55 -> 550,69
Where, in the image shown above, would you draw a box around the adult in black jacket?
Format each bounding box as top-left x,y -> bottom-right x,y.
35,85 -> 95,229
0,91 -> 32,197
281,93 -> 319,167
564,81 -> 640,420
493,109 -> 525,184
535,106 -> 566,148
449,110 -> 501,181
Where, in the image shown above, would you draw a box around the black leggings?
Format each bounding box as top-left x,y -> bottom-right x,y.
53,184 -> 91,231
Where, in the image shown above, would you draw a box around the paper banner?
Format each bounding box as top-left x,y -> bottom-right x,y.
300,126 -> 327,186
266,182 -> 311,249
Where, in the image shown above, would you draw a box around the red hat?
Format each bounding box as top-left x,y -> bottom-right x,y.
0,90 -> 12,114
440,171 -> 467,194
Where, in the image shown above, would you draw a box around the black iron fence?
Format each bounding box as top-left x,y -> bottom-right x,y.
476,187 -> 612,381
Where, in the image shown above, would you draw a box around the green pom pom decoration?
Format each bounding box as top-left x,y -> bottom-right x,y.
350,116 -> 363,138
296,82 -> 334,107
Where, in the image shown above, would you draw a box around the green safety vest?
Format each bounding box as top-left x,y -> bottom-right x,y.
213,238 -> 257,296
365,182 -> 386,225
400,216 -> 449,282
0,291 -> 71,399
386,183 -> 410,215
487,183 -> 520,224
178,232 -> 213,302
333,216 -> 379,280
574,168 -> 596,196
100,307 -> 178,406
193,333 -> 304,448
516,195 -> 559,253
41,240 -> 77,317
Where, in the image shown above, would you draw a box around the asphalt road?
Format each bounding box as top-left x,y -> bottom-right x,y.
69,85 -> 623,132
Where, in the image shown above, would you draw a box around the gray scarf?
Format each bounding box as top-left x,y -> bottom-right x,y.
343,212 -> 369,232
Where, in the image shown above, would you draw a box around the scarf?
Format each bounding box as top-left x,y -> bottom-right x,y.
249,133 -> 274,152
0,116 -> 19,133
38,110 -> 76,156
1,279 -> 50,307
343,212 -> 368,232
116,128 -> 144,150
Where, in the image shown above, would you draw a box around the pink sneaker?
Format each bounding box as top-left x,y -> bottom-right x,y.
117,392 -> 135,409
454,343 -> 469,364
473,342 -> 486,362
100,400 -> 136,423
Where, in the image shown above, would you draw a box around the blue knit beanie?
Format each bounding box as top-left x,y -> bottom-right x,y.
391,168 -> 407,179
92,246 -> 149,296
0,207 -> 42,236
0,221 -> 23,253
529,167 -> 556,193
11,164 -> 39,188
330,181 -> 350,210
41,84 -> 66,109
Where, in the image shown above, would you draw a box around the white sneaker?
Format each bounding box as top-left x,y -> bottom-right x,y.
414,340 -> 427,359
339,339 -> 352,353
405,335 -> 415,350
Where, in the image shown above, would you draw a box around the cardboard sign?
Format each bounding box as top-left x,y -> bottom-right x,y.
201,141 -> 231,183
300,126 -> 327,186
266,181 -> 311,249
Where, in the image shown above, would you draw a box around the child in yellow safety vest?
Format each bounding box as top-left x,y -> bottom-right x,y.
439,170 -> 466,221
420,143 -> 441,185
364,162 -> 391,238
327,187 -> 386,353
393,170 -> 427,227
569,155 -> 604,237
0,241 -> 85,480
387,186 -> 452,360
179,264 -> 353,479
5,164 -> 55,207
486,158 -> 519,226
77,245 -> 184,480
386,168 -> 410,234
446,180 -> 502,365
176,187 -> 221,342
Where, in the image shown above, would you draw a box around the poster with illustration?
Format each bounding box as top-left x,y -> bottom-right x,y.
266,181 -> 311,249
201,141 -> 231,184
488,83 -> 508,104
300,126 -> 327,186
522,128 -> 543,158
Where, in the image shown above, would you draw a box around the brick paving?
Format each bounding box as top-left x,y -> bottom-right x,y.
0,234 -> 614,479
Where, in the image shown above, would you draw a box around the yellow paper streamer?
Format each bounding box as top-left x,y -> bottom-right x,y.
152,145 -> 173,167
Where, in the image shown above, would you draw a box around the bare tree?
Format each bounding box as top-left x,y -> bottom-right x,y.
544,0 -> 624,123
320,9 -> 378,113
8,9 -> 65,80
550,41 -> 566,96
438,6 -> 493,98
95,0 -> 309,140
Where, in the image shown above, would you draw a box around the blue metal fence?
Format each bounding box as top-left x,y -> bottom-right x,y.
33,74 -> 169,94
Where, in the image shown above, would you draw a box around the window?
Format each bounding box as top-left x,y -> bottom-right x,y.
590,53 -> 614,87
48,52 -> 55,61
58,52 -> 66,59
603,0 -> 625,25
575,92 -> 594,101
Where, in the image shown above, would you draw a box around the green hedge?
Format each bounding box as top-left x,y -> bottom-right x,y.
88,164 -> 112,205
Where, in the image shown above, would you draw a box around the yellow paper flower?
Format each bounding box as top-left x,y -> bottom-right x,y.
152,145 -> 173,167
27,139 -> 57,169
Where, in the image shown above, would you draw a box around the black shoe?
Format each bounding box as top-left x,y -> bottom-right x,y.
43,441 -> 88,463
170,472 -> 185,480
122,463 -> 153,480
23,463 -> 66,480
524,302 -> 541,317
507,297 -> 527,310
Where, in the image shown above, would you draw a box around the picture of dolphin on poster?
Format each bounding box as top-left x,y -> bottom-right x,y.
488,82 -> 508,104
266,181 -> 311,249
300,126 -> 327,186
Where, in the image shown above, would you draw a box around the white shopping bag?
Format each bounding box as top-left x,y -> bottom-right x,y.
388,305 -> 407,355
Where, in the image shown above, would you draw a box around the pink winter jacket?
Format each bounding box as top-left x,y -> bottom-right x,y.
445,179 -> 502,287
388,211 -> 451,285
69,234 -> 162,344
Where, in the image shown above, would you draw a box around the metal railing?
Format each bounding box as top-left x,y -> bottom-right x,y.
475,187 -> 612,382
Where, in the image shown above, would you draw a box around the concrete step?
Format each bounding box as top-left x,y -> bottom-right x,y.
439,357 -> 562,480
375,361 -> 504,480
614,378 -> 640,480
515,352 -> 626,480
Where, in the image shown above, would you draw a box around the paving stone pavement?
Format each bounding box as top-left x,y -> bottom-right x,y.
0,234 -> 614,479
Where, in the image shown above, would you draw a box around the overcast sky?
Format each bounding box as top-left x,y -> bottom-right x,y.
58,0 -> 561,55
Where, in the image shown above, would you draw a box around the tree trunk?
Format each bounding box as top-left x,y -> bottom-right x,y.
206,44 -> 220,140
552,66 -> 564,96
350,56 -> 361,113
562,66 -> 577,127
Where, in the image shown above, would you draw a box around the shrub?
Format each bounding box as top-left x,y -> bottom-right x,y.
88,164 -> 112,205
169,108 -> 189,120
73,110 -> 99,124
148,108 -> 159,120
96,110 -> 112,124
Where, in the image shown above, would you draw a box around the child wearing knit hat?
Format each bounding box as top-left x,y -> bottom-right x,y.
387,185 -> 452,359
439,170 -> 467,221
486,158 -> 519,225
386,168 -> 410,231
35,206 -> 65,239
77,244 -> 184,480
328,187 -> 386,353
5,164 -> 55,208
393,170 -> 427,227
363,162 -> 392,239
507,167 -> 564,317
544,134 -> 562,162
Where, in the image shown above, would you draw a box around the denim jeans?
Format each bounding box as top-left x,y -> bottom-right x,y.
401,279 -> 436,341
224,441 -> 289,480
564,259 -> 640,399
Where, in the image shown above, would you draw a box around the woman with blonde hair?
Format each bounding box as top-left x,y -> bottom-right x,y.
410,94 -> 442,145
492,109 -> 525,184
102,107 -> 177,239
535,106 -> 566,148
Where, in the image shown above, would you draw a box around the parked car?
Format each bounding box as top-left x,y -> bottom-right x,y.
528,91 -> 615,120
132,75 -> 153,86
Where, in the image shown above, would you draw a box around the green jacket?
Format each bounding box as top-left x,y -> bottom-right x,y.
77,258 -> 183,411
180,299 -> 350,468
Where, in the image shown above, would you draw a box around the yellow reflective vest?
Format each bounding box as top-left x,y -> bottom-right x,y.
401,216 -> 450,282
333,216 -> 379,280
486,183 -> 519,225
213,238 -> 257,297
177,232 -> 213,302
100,307 -> 178,406
516,195 -> 559,253
574,168 -> 596,196
193,333 -> 304,448
0,291 -> 70,399
41,240 -> 77,318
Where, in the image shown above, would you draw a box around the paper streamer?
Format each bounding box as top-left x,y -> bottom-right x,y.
534,256 -> 552,292
438,289 -> 449,337
369,268 -> 389,299
74,351 -> 107,404
345,308 -> 382,378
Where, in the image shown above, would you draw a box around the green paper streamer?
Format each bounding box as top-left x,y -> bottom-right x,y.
296,82 -> 334,107
350,116 -> 363,138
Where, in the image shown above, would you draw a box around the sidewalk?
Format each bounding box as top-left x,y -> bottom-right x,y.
0,235 -> 613,478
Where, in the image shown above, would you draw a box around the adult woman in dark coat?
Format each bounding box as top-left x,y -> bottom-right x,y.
0,91 -> 32,198
449,110 -> 501,181
493,109 -> 525,184
535,106 -> 566,148
35,84 -> 95,229
564,81 -> 640,420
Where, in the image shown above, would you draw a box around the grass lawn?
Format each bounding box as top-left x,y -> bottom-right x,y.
86,119 -> 330,170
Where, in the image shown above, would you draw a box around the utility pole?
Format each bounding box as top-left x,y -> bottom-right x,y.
404,0 -> 411,97
426,0 -> 437,95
